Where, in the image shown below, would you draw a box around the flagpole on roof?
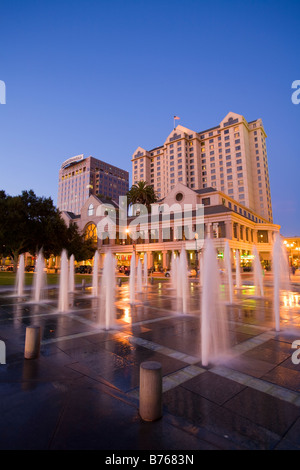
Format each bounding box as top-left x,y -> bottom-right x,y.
174,115 -> 180,129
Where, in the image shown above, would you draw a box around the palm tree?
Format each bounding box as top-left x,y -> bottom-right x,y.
126,181 -> 158,211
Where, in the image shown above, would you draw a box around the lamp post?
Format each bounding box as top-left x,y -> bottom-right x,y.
126,227 -> 136,254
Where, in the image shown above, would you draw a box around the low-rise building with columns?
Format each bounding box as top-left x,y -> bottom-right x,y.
61,183 -> 280,272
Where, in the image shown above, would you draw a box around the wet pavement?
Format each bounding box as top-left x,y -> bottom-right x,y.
0,276 -> 300,450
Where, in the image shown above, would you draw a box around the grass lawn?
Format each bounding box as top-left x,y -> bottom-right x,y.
0,272 -> 93,287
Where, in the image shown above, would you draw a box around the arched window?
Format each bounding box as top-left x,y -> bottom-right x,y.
88,204 -> 94,216
85,223 -> 97,244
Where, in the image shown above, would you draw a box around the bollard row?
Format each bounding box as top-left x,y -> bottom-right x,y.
139,361 -> 162,421
24,326 -> 41,360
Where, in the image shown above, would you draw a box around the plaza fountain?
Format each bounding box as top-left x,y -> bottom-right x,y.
170,252 -> 177,290
15,253 -> 25,297
98,251 -> 116,329
143,253 -> 148,287
58,249 -> 69,312
32,251 -> 47,303
137,258 -> 143,293
199,255 -> 203,287
176,256 -> 181,295
92,250 -> 99,296
129,252 -> 136,304
179,248 -> 188,314
235,249 -> 241,288
253,245 -> 264,297
224,241 -> 233,304
69,254 -> 75,293
272,233 -> 292,331
201,238 -> 230,367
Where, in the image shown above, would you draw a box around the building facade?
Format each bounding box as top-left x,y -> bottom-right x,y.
62,183 -> 280,272
57,154 -> 129,215
283,237 -> 300,269
131,112 -> 273,222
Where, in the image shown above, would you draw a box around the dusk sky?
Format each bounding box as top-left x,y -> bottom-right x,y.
0,0 -> 299,235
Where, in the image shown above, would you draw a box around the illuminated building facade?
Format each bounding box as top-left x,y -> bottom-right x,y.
283,237 -> 300,269
131,112 -> 273,223
57,154 -> 129,215
61,183 -> 280,271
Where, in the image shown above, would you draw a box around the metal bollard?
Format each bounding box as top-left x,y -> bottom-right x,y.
24,326 -> 41,360
139,361 -> 162,421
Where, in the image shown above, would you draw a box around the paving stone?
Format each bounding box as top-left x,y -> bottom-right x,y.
1,281 -> 300,450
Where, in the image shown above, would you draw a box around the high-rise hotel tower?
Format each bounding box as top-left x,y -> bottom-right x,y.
131,112 -> 273,222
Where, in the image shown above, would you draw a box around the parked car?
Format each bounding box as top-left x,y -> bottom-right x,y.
124,266 -> 130,276
243,266 -> 252,272
75,265 -> 92,274
25,265 -> 35,272
165,268 -> 197,278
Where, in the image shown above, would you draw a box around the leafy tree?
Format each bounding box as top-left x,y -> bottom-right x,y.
126,181 -> 158,210
64,222 -> 95,261
0,190 -> 94,269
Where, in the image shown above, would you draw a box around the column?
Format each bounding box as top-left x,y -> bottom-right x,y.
148,251 -> 153,270
225,220 -> 233,240
162,250 -> 168,270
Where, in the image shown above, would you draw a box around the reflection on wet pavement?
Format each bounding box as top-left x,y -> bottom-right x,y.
1,276 -> 300,450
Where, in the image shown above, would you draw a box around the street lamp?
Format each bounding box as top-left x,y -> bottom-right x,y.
296,247 -> 300,269
125,228 -> 129,245
126,227 -> 136,253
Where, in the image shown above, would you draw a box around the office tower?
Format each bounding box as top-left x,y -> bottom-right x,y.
58,154 -> 129,214
131,112 -> 273,222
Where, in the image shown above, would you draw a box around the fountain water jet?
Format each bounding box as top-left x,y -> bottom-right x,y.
170,252 -> 177,290
201,239 -> 230,367
129,252 -> 136,304
58,250 -> 69,312
15,254 -> 25,297
235,249 -> 241,288
137,258 -> 143,293
179,248 -> 188,314
253,245 -> 264,297
32,251 -> 47,303
174,256 -> 181,298
199,255 -> 203,287
69,254 -> 75,293
224,241 -> 233,304
272,234 -> 291,331
98,252 -> 116,329
92,250 -> 99,296
143,253 -> 148,287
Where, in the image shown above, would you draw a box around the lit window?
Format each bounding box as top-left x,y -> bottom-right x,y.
85,223 -> 97,243
88,204 -> 94,216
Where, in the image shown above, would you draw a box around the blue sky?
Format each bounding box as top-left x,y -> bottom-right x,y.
0,0 -> 299,235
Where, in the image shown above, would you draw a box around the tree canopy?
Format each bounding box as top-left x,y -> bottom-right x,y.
0,190 -> 94,267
